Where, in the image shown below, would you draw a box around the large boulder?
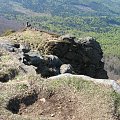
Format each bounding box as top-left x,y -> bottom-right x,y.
36,55 -> 62,77
44,55 -> 62,68
22,51 -> 44,67
39,35 -> 108,79
1,34 -> 108,79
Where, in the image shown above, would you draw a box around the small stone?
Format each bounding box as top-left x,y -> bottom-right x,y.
51,113 -> 55,117
40,98 -> 46,103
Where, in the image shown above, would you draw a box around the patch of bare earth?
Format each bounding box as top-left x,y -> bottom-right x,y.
6,88 -> 77,120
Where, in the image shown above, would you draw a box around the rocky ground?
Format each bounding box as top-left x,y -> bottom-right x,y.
0,28 -> 108,79
0,28 -> 120,120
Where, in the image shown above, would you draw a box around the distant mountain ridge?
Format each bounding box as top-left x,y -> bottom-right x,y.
0,0 -> 120,17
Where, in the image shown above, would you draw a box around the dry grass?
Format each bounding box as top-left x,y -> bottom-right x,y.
0,28 -> 60,55
0,75 -> 120,120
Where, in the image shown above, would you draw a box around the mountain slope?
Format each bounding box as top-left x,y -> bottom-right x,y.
0,0 -> 120,17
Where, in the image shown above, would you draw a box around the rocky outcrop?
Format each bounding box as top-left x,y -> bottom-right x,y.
41,35 -> 108,79
0,34 -> 108,79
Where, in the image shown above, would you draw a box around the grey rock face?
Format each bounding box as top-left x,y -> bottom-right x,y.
81,37 -> 103,65
0,42 -> 15,52
19,53 -> 61,78
44,55 -> 62,68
